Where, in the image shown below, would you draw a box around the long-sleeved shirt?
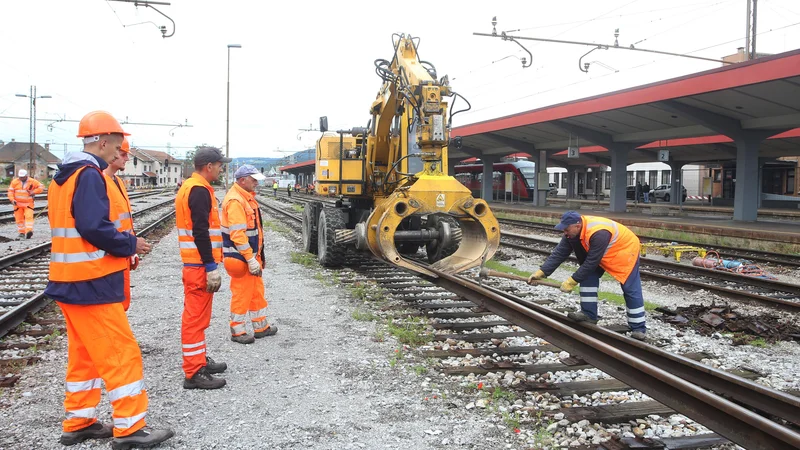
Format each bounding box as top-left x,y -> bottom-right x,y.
540,230 -> 611,283
7,177 -> 44,206
188,186 -> 217,271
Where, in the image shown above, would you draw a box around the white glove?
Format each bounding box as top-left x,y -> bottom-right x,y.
130,254 -> 140,271
247,257 -> 262,277
206,268 -> 222,293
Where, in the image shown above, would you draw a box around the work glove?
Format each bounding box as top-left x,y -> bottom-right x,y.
130,254 -> 140,271
247,257 -> 262,277
206,268 -> 222,293
560,277 -> 578,293
527,269 -> 546,285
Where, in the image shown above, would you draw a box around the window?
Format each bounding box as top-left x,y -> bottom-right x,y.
561,174 -> 567,188
636,170 -> 646,183
788,169 -> 795,194
604,172 -> 611,190
662,170 -> 671,185
626,171 -> 634,185
649,171 -> 658,188
552,173 -> 559,186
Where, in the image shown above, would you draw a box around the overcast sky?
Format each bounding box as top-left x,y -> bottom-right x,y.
1,0 -> 798,161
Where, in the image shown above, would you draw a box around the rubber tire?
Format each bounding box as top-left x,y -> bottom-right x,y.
317,208 -> 347,267
302,203 -> 319,254
426,214 -> 461,263
663,193 -> 670,202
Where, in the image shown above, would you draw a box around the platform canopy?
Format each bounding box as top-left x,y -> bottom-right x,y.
450,48 -> 800,221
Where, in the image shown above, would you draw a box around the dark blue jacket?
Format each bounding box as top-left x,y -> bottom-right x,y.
44,152 -> 137,305
541,231 -> 611,283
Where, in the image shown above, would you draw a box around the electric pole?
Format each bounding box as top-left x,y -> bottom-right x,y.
15,86 -> 51,177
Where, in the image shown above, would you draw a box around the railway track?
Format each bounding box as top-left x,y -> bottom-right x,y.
0,189 -> 170,224
501,232 -> 800,311
0,196 -> 177,338
498,217 -> 800,269
258,195 -> 800,450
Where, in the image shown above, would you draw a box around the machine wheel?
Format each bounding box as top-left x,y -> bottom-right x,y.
426,214 -> 461,263
302,201 -> 322,254
317,208 -> 347,267
663,193 -> 670,202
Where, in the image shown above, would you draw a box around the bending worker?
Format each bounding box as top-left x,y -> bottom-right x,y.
7,168 -> 44,239
529,211 -> 647,341
103,137 -> 138,311
175,147 -> 230,390
222,164 -> 277,345
44,111 -> 173,448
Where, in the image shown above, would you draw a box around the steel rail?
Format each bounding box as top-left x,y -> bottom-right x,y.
418,265 -> 800,450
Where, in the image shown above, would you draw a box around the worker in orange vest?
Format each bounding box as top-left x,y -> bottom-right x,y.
7,168 -> 44,239
44,111 -> 173,448
529,211 -> 647,341
222,165 -> 277,344
175,147 -> 231,390
103,137 -> 138,312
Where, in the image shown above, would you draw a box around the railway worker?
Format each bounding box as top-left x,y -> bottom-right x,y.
103,137 -> 138,312
272,180 -> 278,197
7,168 -> 44,239
221,164 -> 277,344
44,111 -> 173,448
175,147 -> 230,390
287,182 -> 292,198
529,210 -> 647,341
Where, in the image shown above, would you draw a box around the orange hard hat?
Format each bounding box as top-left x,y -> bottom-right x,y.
76,110 -> 130,138
120,137 -> 131,153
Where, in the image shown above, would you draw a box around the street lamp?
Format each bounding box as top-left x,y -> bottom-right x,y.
16,86 -> 51,178
225,44 -> 242,188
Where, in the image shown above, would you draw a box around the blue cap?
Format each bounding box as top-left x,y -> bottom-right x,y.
234,164 -> 266,181
555,210 -> 581,231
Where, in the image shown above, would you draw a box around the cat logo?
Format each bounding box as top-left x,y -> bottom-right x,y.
436,193 -> 445,208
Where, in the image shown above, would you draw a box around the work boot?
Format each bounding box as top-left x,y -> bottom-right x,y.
630,331 -> 647,341
59,422 -> 113,446
25,231 -> 32,239
111,427 -> 175,450
567,311 -> 598,324
183,367 -> 226,390
205,356 -> 227,374
254,325 -> 278,338
231,334 -> 255,345
17,233 -> 25,240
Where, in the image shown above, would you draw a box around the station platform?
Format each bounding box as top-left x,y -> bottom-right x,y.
543,197 -> 800,219
489,200 -> 800,244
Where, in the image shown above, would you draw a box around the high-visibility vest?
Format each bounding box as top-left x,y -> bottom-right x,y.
7,177 -> 43,207
273,183 -> 278,189
221,183 -> 263,263
579,215 -> 640,284
108,174 -> 134,234
48,166 -> 129,282
175,173 -> 223,264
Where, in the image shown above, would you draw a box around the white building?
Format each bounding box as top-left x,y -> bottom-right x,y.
118,148 -> 184,189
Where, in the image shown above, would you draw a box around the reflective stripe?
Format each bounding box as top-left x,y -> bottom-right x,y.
183,348 -> 206,357
628,316 -> 646,323
230,313 -> 248,323
230,323 -> 247,336
65,378 -> 103,392
177,228 -> 193,237
118,212 -> 132,220
211,241 -> 223,249
52,227 -> 82,238
627,306 -> 646,315
113,411 -> 147,430
179,242 -> 197,249
223,247 -> 238,254
250,307 -> 268,318
245,229 -> 259,237
51,250 -> 106,263
209,229 -> 222,236
107,380 -> 145,402
182,341 -> 205,349
228,224 -> 247,231
579,286 -> 598,293
112,219 -> 122,228
66,407 -> 97,419
235,243 -> 250,251
580,297 -> 598,303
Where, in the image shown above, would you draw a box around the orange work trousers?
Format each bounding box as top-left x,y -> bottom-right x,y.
58,301 -> 148,437
13,206 -> 34,234
224,259 -> 269,336
181,266 -> 213,378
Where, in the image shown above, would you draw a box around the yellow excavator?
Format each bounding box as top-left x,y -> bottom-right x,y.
301,33 -> 499,277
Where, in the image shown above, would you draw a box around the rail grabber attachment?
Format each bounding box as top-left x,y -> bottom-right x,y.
352,174 -> 500,277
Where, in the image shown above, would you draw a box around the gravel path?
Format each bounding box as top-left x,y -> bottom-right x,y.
0,225 -> 511,449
